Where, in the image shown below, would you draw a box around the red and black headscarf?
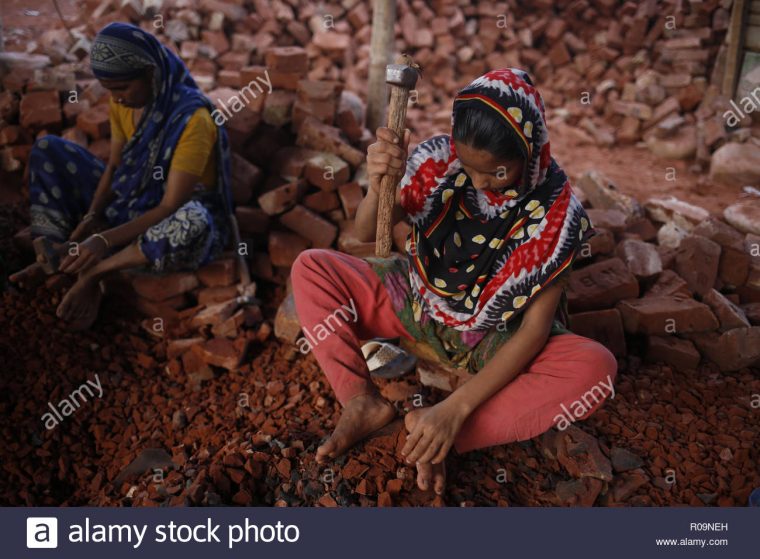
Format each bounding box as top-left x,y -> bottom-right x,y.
398,68 -> 594,331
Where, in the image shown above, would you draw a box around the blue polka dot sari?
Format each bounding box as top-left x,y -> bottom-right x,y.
29,22 -> 233,273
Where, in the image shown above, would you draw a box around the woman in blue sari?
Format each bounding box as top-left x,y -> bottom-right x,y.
10,23 -> 233,330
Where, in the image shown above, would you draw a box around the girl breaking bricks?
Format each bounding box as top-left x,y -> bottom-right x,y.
291,68 -> 618,495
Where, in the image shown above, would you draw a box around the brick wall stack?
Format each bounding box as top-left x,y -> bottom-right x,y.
566,172 -> 760,374
1,1 -> 746,177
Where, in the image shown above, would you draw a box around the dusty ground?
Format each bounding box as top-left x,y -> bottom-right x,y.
0,237 -> 757,507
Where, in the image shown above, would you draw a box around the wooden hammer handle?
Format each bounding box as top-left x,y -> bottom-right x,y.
375,85 -> 411,257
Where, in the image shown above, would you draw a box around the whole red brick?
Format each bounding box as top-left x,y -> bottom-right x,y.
236,206 -> 270,235
303,152 -> 350,191
268,230 -> 309,267
687,327 -> 760,371
296,116 -> 364,167
702,289 -> 751,331
336,91 -> 365,143
262,90 -> 295,127
265,46 -> 308,74
201,30 -> 230,55
585,227 -> 615,258
645,336 -> 701,371
304,190 -> 340,213
674,235 -> 721,296
568,308 -> 627,357
616,296 -> 718,335
133,272 -> 199,302
279,205 -> 337,248
272,146 -> 320,180
646,269 -> 691,299
312,32 -> 351,60
614,238 -> 662,279
269,71 -> 304,91
586,208 -> 628,234
257,180 -> 307,215
197,258 -> 237,288
338,181 -> 364,220
217,70 -> 242,88
231,153 -> 262,205
567,258 -> 639,312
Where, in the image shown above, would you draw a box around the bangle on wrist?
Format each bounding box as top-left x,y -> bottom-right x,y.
91,233 -> 110,249
83,211 -> 97,221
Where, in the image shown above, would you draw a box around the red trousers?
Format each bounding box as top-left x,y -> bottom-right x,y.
291,249 -> 618,453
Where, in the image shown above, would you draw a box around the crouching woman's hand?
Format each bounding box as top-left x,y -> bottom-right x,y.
59,234 -> 110,274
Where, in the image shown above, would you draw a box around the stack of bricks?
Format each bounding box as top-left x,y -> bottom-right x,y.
565,171 -> 760,374
119,255 -> 271,386
1,1 -> 742,177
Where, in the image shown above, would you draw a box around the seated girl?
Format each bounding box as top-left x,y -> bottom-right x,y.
291,69 -> 618,495
10,22 -> 233,331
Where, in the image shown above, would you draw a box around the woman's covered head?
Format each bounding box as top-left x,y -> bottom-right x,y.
90,23 -> 160,108
452,107 -> 525,191
98,69 -> 154,108
451,68 -> 550,200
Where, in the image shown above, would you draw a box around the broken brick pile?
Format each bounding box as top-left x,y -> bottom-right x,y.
1,1 -> 759,507
0,271 -> 757,507
124,257 -> 271,388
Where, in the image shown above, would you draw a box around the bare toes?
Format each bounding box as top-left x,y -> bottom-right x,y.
433,463 -> 446,495
416,462 -> 432,491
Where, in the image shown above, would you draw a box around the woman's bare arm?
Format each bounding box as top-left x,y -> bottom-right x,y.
88,136 -> 124,216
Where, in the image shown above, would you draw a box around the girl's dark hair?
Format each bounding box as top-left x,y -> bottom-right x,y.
452,107 -> 525,162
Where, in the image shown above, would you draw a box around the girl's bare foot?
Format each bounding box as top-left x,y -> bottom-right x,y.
316,392 -> 396,464
8,262 -> 46,288
405,408 -> 447,495
56,277 -> 103,331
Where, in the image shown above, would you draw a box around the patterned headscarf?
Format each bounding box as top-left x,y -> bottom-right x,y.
89,22 -> 233,222
399,68 -> 594,331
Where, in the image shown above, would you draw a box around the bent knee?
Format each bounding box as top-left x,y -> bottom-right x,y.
579,338 -> 618,389
291,248 -> 335,281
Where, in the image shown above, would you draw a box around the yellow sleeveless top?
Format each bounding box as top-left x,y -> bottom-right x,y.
109,98 -> 217,187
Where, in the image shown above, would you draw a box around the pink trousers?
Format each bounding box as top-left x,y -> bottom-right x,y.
291,249 -> 618,453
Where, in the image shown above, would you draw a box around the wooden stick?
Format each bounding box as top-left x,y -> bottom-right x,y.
375,83 -> 411,257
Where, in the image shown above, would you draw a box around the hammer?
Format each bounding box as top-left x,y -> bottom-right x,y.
375,55 -> 420,258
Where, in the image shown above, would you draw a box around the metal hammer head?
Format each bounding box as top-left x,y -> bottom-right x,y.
385,64 -> 419,89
